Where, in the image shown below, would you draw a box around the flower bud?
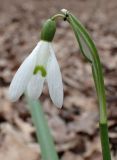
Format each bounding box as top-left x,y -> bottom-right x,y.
41,19 -> 56,42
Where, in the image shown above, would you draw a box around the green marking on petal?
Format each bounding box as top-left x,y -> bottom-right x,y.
33,65 -> 47,77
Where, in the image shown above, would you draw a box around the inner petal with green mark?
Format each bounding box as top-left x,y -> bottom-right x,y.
33,65 -> 47,77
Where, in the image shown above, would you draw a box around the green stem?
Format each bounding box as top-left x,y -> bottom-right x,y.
65,11 -> 111,160
100,123 -> 111,160
93,67 -> 111,160
27,98 -> 59,160
51,14 -> 65,21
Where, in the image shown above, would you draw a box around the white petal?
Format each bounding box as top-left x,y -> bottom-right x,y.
36,41 -> 50,67
47,45 -> 63,108
27,73 -> 45,99
8,42 -> 41,101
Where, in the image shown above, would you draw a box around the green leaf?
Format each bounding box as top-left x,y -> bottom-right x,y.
26,96 -> 59,160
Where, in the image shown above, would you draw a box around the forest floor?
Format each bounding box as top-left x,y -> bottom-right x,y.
0,0 -> 117,159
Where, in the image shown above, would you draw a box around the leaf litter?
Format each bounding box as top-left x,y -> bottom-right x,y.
0,0 -> 117,159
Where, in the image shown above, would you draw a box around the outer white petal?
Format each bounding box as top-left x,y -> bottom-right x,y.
27,73 -> 45,99
8,42 -> 41,101
36,41 -> 50,67
47,44 -> 63,108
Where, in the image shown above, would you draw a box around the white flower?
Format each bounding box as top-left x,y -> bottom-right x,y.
8,40 -> 63,108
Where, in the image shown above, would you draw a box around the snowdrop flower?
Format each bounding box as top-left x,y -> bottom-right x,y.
8,19 -> 63,108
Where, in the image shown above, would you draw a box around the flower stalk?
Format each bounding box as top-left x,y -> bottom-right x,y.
61,9 -> 111,160
51,14 -> 65,21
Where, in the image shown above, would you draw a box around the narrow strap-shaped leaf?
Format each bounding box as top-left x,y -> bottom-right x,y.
26,97 -> 59,160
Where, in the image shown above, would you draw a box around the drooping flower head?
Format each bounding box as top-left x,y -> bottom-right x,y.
8,19 -> 63,108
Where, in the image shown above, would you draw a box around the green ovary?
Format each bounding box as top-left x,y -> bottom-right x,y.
33,65 -> 47,77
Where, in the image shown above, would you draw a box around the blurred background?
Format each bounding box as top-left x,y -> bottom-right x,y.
0,0 -> 117,159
